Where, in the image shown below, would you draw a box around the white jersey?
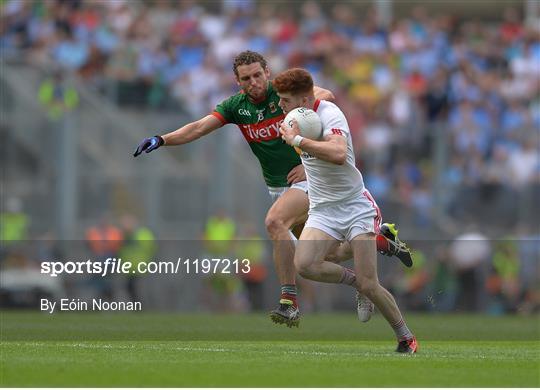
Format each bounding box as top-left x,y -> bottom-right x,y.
299,100 -> 365,209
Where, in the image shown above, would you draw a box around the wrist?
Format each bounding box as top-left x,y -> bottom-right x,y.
156,135 -> 165,146
292,135 -> 304,147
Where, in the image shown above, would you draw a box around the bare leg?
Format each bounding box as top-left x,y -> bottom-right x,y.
265,188 -> 309,286
326,234 -> 395,264
350,233 -> 407,327
325,241 -> 353,263
294,227 -> 351,284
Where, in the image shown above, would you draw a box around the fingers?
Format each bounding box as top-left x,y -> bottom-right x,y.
280,121 -> 292,133
287,167 -> 301,183
133,140 -> 150,157
288,175 -> 299,184
287,171 -> 295,183
288,172 -> 304,184
133,144 -> 144,157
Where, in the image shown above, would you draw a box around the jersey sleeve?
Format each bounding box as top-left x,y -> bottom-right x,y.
212,96 -> 235,125
319,104 -> 349,139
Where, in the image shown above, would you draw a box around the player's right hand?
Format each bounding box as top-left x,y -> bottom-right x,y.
287,164 -> 306,184
133,135 -> 164,157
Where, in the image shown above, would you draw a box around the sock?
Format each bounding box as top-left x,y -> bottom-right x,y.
376,234 -> 389,252
280,284 -> 297,307
391,317 -> 414,340
339,267 -> 356,286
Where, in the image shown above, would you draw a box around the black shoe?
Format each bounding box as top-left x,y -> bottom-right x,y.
396,336 -> 418,353
379,223 -> 413,268
270,302 -> 300,328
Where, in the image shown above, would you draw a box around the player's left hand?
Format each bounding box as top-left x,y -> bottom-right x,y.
280,119 -> 300,146
287,164 -> 306,184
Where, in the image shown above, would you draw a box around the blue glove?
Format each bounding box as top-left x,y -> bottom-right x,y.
133,135 -> 164,157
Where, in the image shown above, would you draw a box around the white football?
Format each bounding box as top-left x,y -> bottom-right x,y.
284,107 -> 323,140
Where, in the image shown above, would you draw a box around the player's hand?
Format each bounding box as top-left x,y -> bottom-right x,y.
280,119 -> 300,146
133,135 -> 164,157
287,164 -> 306,184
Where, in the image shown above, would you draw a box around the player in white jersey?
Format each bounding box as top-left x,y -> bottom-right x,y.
274,68 -> 418,353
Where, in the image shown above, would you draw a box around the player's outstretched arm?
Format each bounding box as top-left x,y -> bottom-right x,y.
134,115 -> 223,157
313,86 -> 335,102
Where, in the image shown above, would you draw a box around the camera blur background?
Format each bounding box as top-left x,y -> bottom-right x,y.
1,0 -> 539,316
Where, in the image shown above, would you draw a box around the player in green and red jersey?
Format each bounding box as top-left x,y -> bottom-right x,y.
134,51 -> 412,327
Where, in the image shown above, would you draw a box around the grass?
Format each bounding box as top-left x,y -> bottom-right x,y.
1,312 -> 539,387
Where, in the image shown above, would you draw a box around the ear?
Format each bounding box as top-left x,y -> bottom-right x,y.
264,66 -> 270,79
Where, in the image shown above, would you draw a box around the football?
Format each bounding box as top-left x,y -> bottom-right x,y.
284,107 -> 323,140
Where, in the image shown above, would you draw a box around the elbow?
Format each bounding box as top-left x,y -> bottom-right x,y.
332,151 -> 346,165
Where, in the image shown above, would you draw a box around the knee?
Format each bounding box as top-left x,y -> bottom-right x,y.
326,243 -> 352,263
265,213 -> 286,237
294,258 -> 314,279
356,278 -> 379,297
325,253 -> 338,263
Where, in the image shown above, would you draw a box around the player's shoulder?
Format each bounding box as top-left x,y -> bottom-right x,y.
221,90 -> 249,107
316,100 -> 346,120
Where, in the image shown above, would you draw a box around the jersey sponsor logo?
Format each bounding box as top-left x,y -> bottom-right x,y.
237,115 -> 285,143
238,108 -> 251,116
331,128 -> 344,136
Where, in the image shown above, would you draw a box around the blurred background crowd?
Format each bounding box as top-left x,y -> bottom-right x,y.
1,0 -> 539,315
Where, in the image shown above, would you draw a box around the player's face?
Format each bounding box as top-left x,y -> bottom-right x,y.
236,62 -> 270,102
277,92 -> 305,114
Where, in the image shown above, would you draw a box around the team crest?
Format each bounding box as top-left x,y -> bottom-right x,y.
269,102 -> 277,113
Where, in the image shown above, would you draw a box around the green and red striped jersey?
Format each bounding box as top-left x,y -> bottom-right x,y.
212,82 -> 301,187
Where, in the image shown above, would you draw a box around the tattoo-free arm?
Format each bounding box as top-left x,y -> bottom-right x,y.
297,135 -> 347,165
280,120 -> 346,165
162,114 -> 223,146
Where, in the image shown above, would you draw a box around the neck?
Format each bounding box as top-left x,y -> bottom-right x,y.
249,94 -> 266,104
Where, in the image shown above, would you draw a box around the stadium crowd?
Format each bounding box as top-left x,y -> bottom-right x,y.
1,0 -> 538,314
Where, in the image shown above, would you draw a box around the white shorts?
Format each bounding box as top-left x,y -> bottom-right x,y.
305,190 -> 382,242
267,181 -> 308,204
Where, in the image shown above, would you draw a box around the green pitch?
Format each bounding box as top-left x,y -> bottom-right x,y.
1,312 -> 539,387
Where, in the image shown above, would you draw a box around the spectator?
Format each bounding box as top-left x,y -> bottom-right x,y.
52,30 -> 89,70
449,229 -> 491,311
236,224 -> 267,311
85,216 -> 123,300
118,215 -> 156,303
38,71 -> 79,120
0,197 -> 29,244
